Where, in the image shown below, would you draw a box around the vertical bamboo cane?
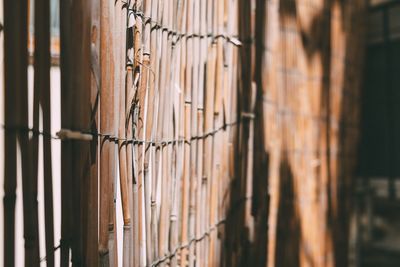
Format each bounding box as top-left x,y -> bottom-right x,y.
59,0 -> 73,264
3,1 -> 28,265
142,0 -> 153,265
99,0 -> 115,264
185,0 -> 195,263
149,0 -> 161,263
87,1 -> 100,264
157,1 -> 170,264
114,1 -> 131,265
132,1 -> 146,265
129,3 -> 140,267
169,2 -> 185,266
19,0 -> 41,263
70,2 -> 92,264
162,1 -> 173,265
126,1 -> 136,265
178,0 -> 191,266
126,64 -> 137,267
34,0 -> 54,265
203,43 -> 217,267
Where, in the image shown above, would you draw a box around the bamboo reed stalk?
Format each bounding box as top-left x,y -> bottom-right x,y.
114,1 -> 132,266
131,2 -> 148,266
142,1 -> 153,265
148,0 -> 161,263
99,0 -> 115,264
3,1 -> 29,265
70,3 -> 92,265
185,0 -> 195,261
131,1 -> 144,266
157,0 -> 170,264
59,0 -> 74,265
208,1 -> 225,265
126,64 -> 137,267
87,1 -> 100,265
169,2 -> 185,266
161,1 -> 174,264
14,0 -> 41,264
34,0 -> 54,265
203,43 -> 217,267
126,1 -> 136,265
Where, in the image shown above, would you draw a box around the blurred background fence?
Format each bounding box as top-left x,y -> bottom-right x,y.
0,0 -> 384,267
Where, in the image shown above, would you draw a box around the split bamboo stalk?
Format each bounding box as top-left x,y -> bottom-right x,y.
99,0 -> 115,264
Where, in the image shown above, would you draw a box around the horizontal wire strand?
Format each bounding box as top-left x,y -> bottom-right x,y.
0,120 -> 241,147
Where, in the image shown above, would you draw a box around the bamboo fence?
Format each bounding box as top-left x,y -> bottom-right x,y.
1,0 -> 367,266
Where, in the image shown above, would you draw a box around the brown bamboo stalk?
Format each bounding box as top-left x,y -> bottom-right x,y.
208,1 -> 225,265
34,0 -> 54,265
113,1 -> 131,266
148,0 -> 161,263
3,1 -> 28,265
191,0 -> 202,264
70,2 -> 92,265
99,0 -> 115,264
131,1 -> 146,266
17,0 -> 41,264
126,0 -> 136,265
131,1 -> 144,266
185,0 -> 195,262
86,1 -> 100,264
59,0 -> 73,265
169,2 -> 185,266
191,0 -> 206,265
142,0 -> 153,265
203,43 -> 217,267
126,64 -> 137,267
157,0 -> 171,263
162,1 -> 174,264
